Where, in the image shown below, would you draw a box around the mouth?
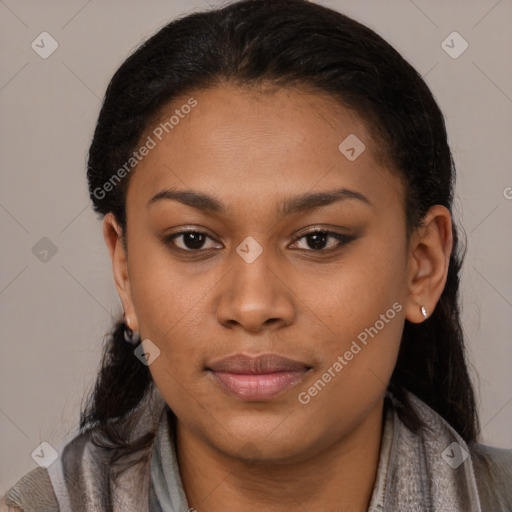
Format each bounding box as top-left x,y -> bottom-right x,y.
206,353 -> 313,401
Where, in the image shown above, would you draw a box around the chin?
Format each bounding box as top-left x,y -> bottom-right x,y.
223,437 -> 308,464
206,417 -> 316,463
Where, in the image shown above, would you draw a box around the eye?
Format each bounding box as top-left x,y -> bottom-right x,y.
163,230 -> 222,252
289,229 -> 355,252
162,228 -> 355,255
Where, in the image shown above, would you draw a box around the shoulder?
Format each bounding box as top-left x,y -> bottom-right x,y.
470,442 -> 512,510
0,467 -> 59,512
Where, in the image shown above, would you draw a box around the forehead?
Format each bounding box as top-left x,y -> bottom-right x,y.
127,84 -> 404,216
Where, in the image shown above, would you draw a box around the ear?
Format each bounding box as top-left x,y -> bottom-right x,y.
404,205 -> 453,323
103,213 -> 138,331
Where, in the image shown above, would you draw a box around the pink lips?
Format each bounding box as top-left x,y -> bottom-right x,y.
207,353 -> 311,401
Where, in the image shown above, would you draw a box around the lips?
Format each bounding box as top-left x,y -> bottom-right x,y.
206,353 -> 312,401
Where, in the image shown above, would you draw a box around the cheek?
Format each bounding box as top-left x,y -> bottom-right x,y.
294,274 -> 404,441
314,234 -> 406,324
357,227 -> 409,310
125,241 -> 214,392
306,235 -> 407,393
127,233 -> 206,333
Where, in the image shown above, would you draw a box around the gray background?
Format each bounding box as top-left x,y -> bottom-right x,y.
1,0 -> 511,493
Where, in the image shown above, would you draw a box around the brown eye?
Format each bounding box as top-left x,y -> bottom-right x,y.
291,230 -> 355,252
163,231 -> 222,252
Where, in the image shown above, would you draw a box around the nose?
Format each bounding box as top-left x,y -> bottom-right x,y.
216,252 -> 296,333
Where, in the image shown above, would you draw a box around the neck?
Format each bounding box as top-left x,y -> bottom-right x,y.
175,399 -> 385,512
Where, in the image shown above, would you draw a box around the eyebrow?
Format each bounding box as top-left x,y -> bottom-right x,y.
147,187 -> 371,217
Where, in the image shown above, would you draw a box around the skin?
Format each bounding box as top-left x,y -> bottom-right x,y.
103,84 -> 452,512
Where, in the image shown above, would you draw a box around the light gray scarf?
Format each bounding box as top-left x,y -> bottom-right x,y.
42,386 -> 482,511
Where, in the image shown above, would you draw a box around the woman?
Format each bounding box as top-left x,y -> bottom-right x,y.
2,0 -> 511,510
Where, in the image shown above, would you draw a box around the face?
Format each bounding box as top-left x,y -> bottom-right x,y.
104,84 -> 447,463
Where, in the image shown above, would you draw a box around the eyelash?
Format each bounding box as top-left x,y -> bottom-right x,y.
162,228 -> 355,255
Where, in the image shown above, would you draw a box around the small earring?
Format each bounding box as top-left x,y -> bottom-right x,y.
420,305 -> 427,319
124,317 -> 141,345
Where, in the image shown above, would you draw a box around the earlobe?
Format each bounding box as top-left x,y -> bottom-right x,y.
102,213 -> 138,331
404,205 -> 453,324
